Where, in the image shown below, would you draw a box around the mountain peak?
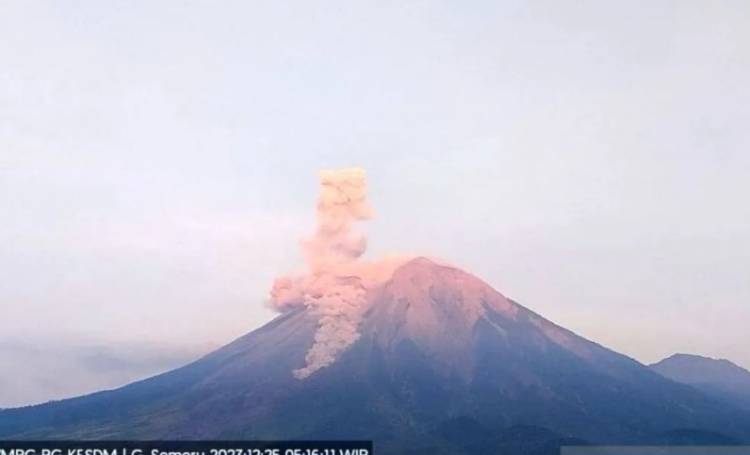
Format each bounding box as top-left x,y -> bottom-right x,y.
650,353 -> 750,411
663,353 -> 727,363
360,257 -> 522,375
384,256 -> 519,320
394,255 -> 440,268
651,353 -> 750,383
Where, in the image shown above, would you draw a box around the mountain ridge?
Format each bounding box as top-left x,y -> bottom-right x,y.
651,353 -> 750,410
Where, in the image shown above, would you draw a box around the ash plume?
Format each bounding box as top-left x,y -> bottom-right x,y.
304,168 -> 372,273
270,168 -> 406,379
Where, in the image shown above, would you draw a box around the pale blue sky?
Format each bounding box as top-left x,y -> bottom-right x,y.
1,1 -> 749,407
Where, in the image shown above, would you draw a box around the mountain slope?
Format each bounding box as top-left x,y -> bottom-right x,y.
651,353 -> 750,410
1,258 -> 749,453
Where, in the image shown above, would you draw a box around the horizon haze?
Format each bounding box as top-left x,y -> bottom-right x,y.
1,1 -> 749,408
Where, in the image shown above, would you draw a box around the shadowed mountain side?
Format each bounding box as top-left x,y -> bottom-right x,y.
1,258 -> 749,454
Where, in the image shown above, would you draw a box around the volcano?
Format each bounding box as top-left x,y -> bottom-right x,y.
2,258 -> 749,454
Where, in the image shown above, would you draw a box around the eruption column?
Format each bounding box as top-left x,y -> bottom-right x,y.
270,168 -> 383,378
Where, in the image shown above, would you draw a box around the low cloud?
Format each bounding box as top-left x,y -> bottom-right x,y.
0,338 -> 210,408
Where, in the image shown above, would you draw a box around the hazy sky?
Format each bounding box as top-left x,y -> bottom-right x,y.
1,1 -> 749,407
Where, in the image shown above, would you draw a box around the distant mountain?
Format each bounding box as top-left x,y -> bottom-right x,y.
2,258 -> 749,454
651,353 -> 750,410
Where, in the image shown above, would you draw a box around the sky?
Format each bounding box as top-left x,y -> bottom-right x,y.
1,1 -> 749,408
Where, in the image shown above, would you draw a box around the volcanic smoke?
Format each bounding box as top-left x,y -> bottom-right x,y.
270,168 -> 406,378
